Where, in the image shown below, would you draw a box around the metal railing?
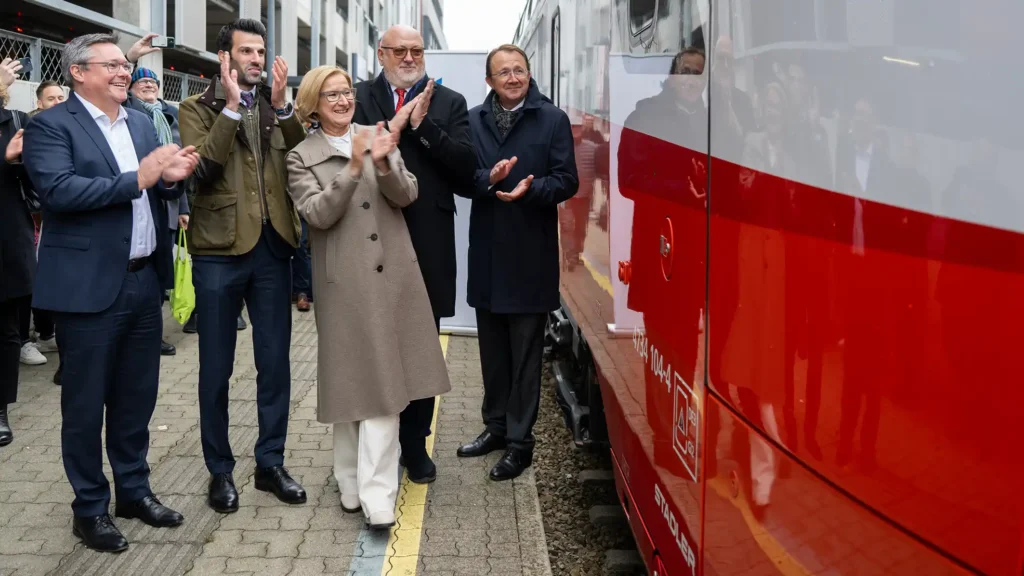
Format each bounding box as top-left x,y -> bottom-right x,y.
0,28 -> 67,83
1,28 -> 210,105
162,70 -> 211,103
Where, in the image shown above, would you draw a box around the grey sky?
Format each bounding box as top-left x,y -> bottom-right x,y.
442,0 -> 528,51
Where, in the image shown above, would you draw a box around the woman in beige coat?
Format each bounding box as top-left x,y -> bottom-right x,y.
286,66 -> 451,529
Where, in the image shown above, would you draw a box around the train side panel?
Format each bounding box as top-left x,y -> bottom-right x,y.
530,0 -> 1024,574
706,1 -> 1024,574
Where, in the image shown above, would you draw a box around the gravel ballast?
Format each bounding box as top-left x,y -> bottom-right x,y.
533,363 -> 646,576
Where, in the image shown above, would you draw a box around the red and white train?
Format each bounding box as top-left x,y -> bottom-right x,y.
515,0 -> 1023,574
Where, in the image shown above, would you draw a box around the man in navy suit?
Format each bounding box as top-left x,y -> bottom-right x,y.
22,32 -> 200,553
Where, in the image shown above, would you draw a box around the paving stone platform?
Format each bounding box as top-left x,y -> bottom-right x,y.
0,306 -> 551,576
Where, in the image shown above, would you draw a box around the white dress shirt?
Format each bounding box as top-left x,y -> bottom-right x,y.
220,87 -> 295,121
221,87 -> 256,121
387,78 -> 433,111
387,80 -> 406,109
75,93 -> 156,260
325,129 -> 353,157
855,143 -> 874,193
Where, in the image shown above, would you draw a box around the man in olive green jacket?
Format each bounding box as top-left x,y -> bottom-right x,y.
178,18 -> 307,515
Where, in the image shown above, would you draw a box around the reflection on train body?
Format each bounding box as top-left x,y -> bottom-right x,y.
517,0 -> 1024,573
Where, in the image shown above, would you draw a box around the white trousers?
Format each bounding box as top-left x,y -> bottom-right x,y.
333,414 -> 400,516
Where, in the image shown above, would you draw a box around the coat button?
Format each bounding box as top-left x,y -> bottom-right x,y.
123,237 -> 130,244
376,265 -> 383,273
370,233 -> 378,241
362,202 -> 370,209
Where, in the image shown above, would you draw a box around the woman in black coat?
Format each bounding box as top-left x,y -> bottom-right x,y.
0,85 -> 36,446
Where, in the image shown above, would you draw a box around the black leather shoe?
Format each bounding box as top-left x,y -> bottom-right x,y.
408,455 -> 437,485
489,448 -> 533,481
254,466 -> 306,504
401,441 -> 436,483
457,431 -> 506,458
0,405 -> 12,447
53,365 -> 62,386
183,313 -> 198,334
72,514 -> 129,553
160,340 -> 176,356
208,473 -> 239,513
115,495 -> 183,527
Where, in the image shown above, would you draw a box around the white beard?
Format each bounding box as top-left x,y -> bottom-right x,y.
383,67 -> 422,89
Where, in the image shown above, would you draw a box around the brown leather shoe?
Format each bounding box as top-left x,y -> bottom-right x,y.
296,293 -> 311,312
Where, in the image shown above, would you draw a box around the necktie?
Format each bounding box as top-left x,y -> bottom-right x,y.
395,88 -> 406,111
240,91 -> 254,109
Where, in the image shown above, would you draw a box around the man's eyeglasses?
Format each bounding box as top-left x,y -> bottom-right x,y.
321,89 -> 354,102
381,46 -> 425,60
491,68 -> 529,80
672,66 -> 703,76
82,60 -> 134,74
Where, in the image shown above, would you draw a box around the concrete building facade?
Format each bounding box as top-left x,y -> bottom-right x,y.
0,0 -> 446,110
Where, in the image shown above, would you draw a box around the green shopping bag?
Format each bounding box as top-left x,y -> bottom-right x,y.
171,228 -> 195,324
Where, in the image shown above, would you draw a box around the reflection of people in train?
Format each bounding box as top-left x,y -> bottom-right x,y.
618,47 -> 707,315
742,83 -> 798,179
833,96 -> 894,473
775,79 -> 833,463
883,133 -> 931,409
719,81 -> 791,514
617,46 -> 709,486
936,138 -> 1016,451
560,114 -> 602,270
781,62 -> 833,191
707,36 -> 754,160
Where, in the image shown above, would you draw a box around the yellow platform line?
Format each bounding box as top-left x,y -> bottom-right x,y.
581,254 -> 614,296
707,477 -> 811,575
381,334 -> 449,576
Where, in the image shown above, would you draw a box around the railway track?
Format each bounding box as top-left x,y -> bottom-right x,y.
534,362 -> 647,576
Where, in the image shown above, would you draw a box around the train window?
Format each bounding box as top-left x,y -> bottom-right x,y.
620,0 -> 708,57
629,0 -> 657,36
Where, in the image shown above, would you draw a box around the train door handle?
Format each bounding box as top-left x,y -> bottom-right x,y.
617,260 -> 632,285
660,217 -> 675,280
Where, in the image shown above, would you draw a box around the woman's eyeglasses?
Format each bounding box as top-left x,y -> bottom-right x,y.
320,89 -> 354,102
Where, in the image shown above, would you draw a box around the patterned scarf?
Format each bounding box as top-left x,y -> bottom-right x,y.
491,95 -> 521,140
140,99 -> 173,146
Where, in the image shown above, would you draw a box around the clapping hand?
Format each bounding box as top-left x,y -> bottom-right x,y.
270,56 -> 288,109
496,175 -> 534,202
5,129 -> 24,163
219,52 -> 241,111
138,145 -> 175,190
137,145 -> 200,189
126,34 -> 161,63
489,157 -> 517,185
162,146 -> 200,183
410,79 -> 435,130
370,122 -> 395,172
0,58 -> 23,88
388,93 -> 423,141
349,129 -> 368,177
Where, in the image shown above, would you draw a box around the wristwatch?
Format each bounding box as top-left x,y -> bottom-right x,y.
273,102 -> 293,117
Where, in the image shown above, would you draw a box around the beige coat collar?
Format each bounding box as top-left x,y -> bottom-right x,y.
292,124 -> 371,167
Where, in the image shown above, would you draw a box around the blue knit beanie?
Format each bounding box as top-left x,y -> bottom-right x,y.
130,67 -> 160,87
